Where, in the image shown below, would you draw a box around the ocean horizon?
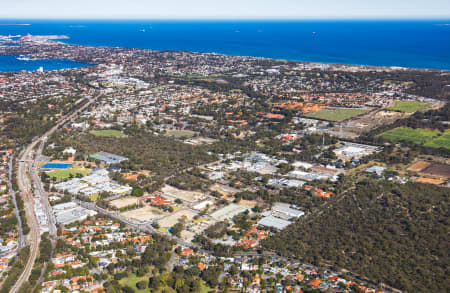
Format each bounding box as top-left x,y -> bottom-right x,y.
1,19 -> 450,70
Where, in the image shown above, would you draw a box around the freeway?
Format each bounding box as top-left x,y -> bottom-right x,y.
32,139 -> 57,236
10,97 -> 98,293
10,141 -> 41,293
8,155 -> 26,249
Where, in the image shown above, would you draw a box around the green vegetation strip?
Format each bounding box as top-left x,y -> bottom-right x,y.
378,127 -> 450,149
304,108 -> 369,121
387,100 -> 430,113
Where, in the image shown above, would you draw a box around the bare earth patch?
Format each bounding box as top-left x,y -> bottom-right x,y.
158,209 -> 197,228
110,196 -> 139,209
121,206 -> 166,222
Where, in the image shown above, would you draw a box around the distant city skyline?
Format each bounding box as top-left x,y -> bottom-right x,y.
1,0 -> 450,19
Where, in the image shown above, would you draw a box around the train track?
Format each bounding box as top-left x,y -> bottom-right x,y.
8,155 -> 26,249
10,97 -> 97,293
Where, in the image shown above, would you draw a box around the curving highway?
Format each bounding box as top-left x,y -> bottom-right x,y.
10,140 -> 42,293
10,97 -> 97,293
8,155 -> 26,249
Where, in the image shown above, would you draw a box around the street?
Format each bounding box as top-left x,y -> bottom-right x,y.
10,96 -> 98,293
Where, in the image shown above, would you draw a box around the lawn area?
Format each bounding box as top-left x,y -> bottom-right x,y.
304,108 -> 369,121
378,127 -> 450,149
118,272 -> 211,293
424,129 -> 450,149
198,280 -> 212,293
166,129 -> 196,138
46,167 -> 91,179
193,217 -> 208,224
387,100 -> 430,113
91,129 -> 126,137
119,273 -> 152,293
89,194 -> 99,202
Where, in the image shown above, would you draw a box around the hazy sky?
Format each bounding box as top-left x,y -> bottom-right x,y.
1,0 -> 450,19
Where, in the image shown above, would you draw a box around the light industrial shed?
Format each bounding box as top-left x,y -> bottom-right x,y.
257,215 -> 291,230
210,204 -> 249,221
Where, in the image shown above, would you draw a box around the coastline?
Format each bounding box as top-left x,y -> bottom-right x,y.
8,36 -> 445,73
0,54 -> 92,73
0,40 -> 448,74
0,20 -> 448,70
56,40 -> 450,72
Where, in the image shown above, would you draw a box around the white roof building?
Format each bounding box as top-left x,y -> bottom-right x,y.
257,215 -> 291,230
210,204 -> 249,221
272,203 -> 305,219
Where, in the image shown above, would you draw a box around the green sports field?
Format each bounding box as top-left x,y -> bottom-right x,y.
378,127 -> 450,149
46,167 -> 91,179
91,129 -> 126,137
304,108 -> 369,121
387,100 -> 430,113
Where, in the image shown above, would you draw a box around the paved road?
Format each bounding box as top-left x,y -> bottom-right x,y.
168,249 -> 177,272
32,139 -> 57,236
10,97 -> 97,293
73,156 -> 230,252
75,199 -> 208,252
10,142 -> 42,293
8,155 -> 26,249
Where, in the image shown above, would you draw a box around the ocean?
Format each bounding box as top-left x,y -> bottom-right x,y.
0,20 -> 449,70
0,55 -> 89,72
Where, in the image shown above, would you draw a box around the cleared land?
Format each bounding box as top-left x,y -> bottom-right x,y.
162,185 -> 206,203
180,230 -> 196,241
379,127 -> 450,149
387,100 -> 430,113
408,161 -> 431,172
416,177 -> 444,185
184,137 -> 217,145
121,206 -> 166,222
304,108 -> 369,121
46,167 -> 90,179
209,183 -> 240,196
90,129 -> 126,137
110,196 -> 139,209
238,199 -> 258,208
421,163 -> 450,178
166,129 -> 196,138
341,110 -> 408,136
158,209 -> 197,228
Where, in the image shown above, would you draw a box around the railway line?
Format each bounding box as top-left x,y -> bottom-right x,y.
10,97 -> 97,293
